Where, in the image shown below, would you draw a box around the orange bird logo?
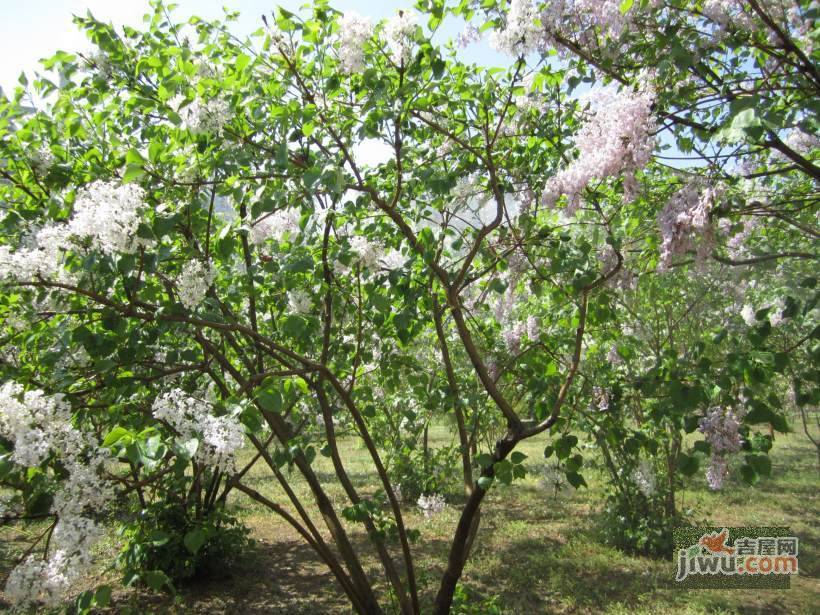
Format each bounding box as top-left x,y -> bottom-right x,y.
699,528 -> 735,554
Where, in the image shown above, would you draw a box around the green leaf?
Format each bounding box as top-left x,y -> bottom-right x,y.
692,440 -> 711,455
174,437 -> 199,460
102,426 -> 131,447
719,107 -> 766,143
282,315 -> 308,338
94,585 -> 112,607
183,528 -> 207,554
566,472 -> 587,489
257,389 -> 283,413
125,148 -> 145,165
143,570 -> 170,591
147,529 -> 170,546
476,453 -> 494,468
235,53 -> 251,72
122,163 -> 145,183
510,451 -> 527,464
677,453 -> 700,477
554,434 -> 578,459
564,454 -> 583,473
619,0 -> 634,14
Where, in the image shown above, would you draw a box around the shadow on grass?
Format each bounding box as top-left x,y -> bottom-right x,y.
106,538 -> 352,615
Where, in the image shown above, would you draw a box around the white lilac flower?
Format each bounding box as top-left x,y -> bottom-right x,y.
153,388 -> 245,473
385,10 -> 418,65
740,304 -> 756,326
417,493 -> 446,518
6,515 -> 106,607
783,128 -> 820,157
502,321 -> 525,354
380,249 -> 405,270
179,98 -> 231,136
542,0 -> 636,51
606,345 -> 623,365
698,406 -> 746,491
0,383 -> 113,608
349,235 -> 382,270
177,260 -> 215,310
288,288 -> 313,315
0,181 -> 151,283
338,12 -> 373,73
724,216 -> 760,258
630,460 -> 657,497
490,0 -> 542,57
68,180 -> 153,256
30,144 -> 55,174
250,208 -> 301,245
701,0 -> 756,31
85,50 -> 113,79
525,315 -> 539,341
768,298 -> 786,327
592,386 -> 609,412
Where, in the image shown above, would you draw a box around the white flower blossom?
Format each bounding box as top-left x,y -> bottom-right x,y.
380,249 -> 405,270
86,50 -> 114,79
740,303 -> 756,326
592,386 -> 610,412
250,208 -> 301,245
0,383 -> 113,608
338,12 -> 373,73
385,11 -> 418,65
699,406 -> 746,491
701,0 -> 756,31
456,24 -> 481,48
783,128 -> 820,156
769,298 -> 786,327
0,181 -> 151,283
705,454 -> 729,490
177,260 -> 215,310
630,460 -> 657,497
288,288 -> 313,315
542,0 -> 636,53
153,388 -> 245,473
349,235 -> 382,270
179,97 -> 231,136
69,181 -> 153,256
490,0 -> 541,56
417,493 -> 446,518
30,144 -> 55,174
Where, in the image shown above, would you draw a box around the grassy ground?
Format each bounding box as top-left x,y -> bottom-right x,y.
1,424 -> 818,614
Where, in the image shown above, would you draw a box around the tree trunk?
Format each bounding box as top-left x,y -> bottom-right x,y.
432,434 -> 517,614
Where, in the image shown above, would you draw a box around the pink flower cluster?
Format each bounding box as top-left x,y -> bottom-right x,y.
657,182 -> 721,270
698,405 -> 745,490
543,86 -> 656,214
543,0 -> 634,48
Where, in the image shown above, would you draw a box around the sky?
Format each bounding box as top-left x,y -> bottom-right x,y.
0,0 -> 502,94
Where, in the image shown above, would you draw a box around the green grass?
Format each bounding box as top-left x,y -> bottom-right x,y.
1,425 -> 818,614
